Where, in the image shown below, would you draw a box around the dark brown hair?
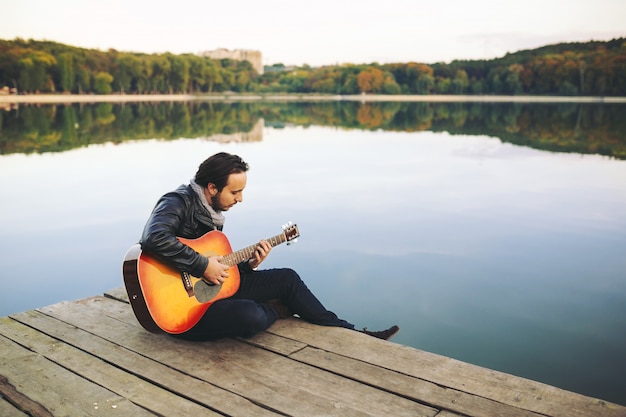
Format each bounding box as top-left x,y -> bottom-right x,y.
194,152 -> 249,190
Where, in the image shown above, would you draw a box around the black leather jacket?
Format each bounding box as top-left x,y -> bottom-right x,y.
140,184 -> 221,278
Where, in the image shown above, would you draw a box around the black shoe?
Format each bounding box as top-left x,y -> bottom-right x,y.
359,325 -> 400,340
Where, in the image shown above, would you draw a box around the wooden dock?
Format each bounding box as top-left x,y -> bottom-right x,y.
1,288 -> 624,417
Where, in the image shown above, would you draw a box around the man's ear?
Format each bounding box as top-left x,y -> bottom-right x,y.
207,183 -> 218,196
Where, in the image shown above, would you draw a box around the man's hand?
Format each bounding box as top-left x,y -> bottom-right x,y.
248,240 -> 272,270
203,256 -> 230,285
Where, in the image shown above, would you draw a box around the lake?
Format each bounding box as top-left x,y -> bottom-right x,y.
1,100 -> 625,406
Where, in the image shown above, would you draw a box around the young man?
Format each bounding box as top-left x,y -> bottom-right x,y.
140,152 -> 399,341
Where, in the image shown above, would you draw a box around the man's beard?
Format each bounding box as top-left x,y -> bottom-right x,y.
210,194 -> 224,211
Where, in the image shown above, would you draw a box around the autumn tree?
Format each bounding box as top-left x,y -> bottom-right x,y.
357,67 -> 384,93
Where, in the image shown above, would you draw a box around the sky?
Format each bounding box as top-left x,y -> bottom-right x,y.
2,0 -> 625,67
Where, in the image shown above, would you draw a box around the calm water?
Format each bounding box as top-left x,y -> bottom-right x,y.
1,101 -> 625,405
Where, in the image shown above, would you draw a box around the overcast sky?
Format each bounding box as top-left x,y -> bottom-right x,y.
2,0 -> 625,67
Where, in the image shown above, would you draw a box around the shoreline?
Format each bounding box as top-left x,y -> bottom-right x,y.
1,93 -> 626,104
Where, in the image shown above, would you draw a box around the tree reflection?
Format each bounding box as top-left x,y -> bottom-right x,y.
1,101 -> 625,159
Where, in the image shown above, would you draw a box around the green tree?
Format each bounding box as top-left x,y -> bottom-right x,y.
58,52 -> 74,92
503,64 -> 524,94
168,54 -> 190,93
382,72 -> 401,94
188,54 -> 207,93
75,66 -> 91,94
114,53 -> 142,93
149,54 -> 171,93
435,77 -> 451,94
451,69 -> 469,94
93,71 -> 113,94
18,50 -> 57,92
204,59 -> 222,93
234,70 -> 251,92
136,58 -> 153,93
558,80 -> 578,95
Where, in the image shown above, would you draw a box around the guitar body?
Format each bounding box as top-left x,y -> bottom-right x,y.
122,223 -> 299,335
123,231 -> 240,334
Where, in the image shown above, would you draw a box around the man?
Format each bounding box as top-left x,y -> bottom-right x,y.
140,152 -> 399,341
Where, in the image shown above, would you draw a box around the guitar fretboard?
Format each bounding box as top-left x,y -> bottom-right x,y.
222,232 -> 288,267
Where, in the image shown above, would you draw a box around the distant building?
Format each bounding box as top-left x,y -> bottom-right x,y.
199,49 -> 263,74
202,118 -> 264,143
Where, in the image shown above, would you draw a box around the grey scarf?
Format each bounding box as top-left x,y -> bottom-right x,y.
190,179 -> 225,229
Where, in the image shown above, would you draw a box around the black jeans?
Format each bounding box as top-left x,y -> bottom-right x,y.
175,268 -> 354,341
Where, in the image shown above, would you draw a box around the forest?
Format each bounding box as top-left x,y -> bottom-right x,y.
0,37 -> 625,96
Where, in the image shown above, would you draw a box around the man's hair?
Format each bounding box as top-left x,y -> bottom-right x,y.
194,152 -> 249,190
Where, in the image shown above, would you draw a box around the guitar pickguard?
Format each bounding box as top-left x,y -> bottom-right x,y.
194,280 -> 222,303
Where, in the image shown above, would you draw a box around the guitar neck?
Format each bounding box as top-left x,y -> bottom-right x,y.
222,232 -> 289,267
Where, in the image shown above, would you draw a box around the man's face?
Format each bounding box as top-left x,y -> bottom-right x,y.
210,171 -> 247,211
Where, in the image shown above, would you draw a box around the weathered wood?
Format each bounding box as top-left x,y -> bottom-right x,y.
0,398 -> 29,417
0,288 -> 624,417
266,319 -> 626,417
243,330 -> 539,417
3,311 -> 277,417
435,411 -> 466,417
0,316 -> 220,416
31,297 -> 438,417
289,346 -> 542,417
0,331 -> 153,416
0,374 -> 50,417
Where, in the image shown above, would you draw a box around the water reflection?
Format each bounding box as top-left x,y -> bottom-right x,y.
1,101 -> 626,158
1,102 -> 625,406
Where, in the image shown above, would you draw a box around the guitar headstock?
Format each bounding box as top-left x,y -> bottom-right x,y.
282,222 -> 300,245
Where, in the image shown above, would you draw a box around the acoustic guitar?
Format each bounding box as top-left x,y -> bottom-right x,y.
122,223 -> 300,334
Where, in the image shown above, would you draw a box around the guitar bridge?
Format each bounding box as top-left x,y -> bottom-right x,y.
181,271 -> 194,297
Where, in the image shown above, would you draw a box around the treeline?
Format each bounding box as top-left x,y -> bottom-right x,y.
1,38 -> 625,96
2,102 -> 625,159
0,39 -> 256,94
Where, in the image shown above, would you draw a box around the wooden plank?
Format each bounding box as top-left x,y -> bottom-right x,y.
0,332 -> 153,417
289,346 -> 542,417
435,411 -> 466,417
33,299 -> 374,417
0,317 -> 220,417
266,319 -> 626,417
237,329 -> 309,356
245,330 -> 544,417
0,400 -> 29,417
110,287 -> 538,417
7,288 -> 621,417
105,289 -> 626,416
35,296 -> 439,417
104,286 -> 130,302
0,375 -> 42,417
201,339 -> 436,417
4,311 -> 278,417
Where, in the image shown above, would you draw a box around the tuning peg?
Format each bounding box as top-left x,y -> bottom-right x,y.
287,238 -> 298,245
282,221 -> 293,230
